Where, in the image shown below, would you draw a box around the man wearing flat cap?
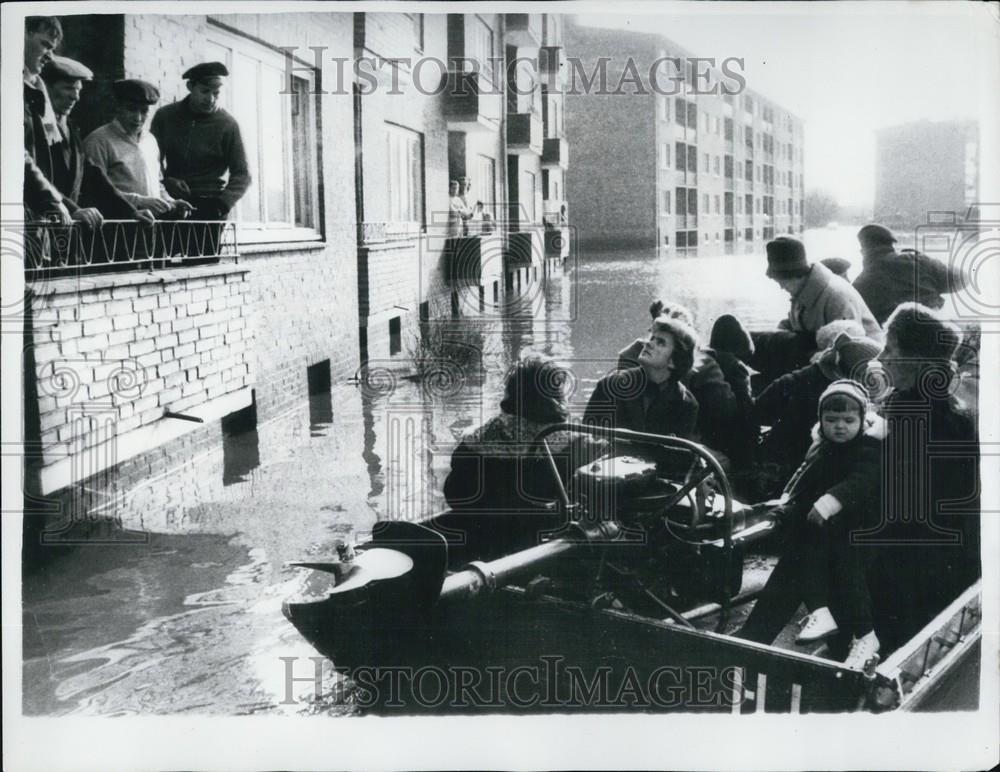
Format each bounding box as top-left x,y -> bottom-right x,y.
150,62 -> 251,223
852,223 -> 969,324
41,57 -> 146,223
83,79 -> 191,220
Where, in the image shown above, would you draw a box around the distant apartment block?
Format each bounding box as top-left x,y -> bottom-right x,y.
564,21 -> 804,254
874,121 -> 979,229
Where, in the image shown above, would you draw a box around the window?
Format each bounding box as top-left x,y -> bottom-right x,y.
675,187 -> 686,215
703,153 -> 709,173
660,143 -> 670,169
687,145 -> 697,173
714,195 -> 720,214
675,97 -> 687,125
745,160 -> 753,181
477,154 -> 496,218
703,193 -> 709,211
207,28 -> 320,241
686,102 -> 697,129
662,190 -> 671,214
713,156 -> 720,176
386,123 -> 425,224
688,189 -> 698,215
724,155 -> 733,178
471,16 -> 496,85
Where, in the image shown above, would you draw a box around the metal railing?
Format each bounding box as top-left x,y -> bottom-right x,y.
22,220 -> 237,278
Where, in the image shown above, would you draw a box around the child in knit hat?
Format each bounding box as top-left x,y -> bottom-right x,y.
744,379 -> 884,668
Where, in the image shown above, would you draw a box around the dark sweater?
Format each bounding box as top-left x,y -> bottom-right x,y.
853,246 -> 967,324
150,97 -> 251,210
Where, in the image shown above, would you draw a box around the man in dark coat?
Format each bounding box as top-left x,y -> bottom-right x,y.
41,56 -> 146,222
852,224 -> 968,324
23,16 -> 70,224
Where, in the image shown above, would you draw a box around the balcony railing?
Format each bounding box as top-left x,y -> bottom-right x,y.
445,70 -> 502,132
541,137 -> 569,168
505,14 -> 543,48
507,111 -> 543,155
23,220 -> 237,279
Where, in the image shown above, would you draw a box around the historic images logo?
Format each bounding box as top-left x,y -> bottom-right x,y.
279,50 -> 747,98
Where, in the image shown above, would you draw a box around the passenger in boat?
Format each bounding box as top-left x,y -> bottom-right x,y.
441,353 -> 604,560
852,224 -> 969,325
751,237 -> 881,387
693,314 -> 758,469
617,303 -> 754,467
753,328 -> 882,498
865,303 -> 979,650
739,380 -> 885,668
586,314 -> 699,440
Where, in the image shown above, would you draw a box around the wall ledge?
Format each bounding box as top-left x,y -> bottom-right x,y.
26,262 -> 250,295
38,386 -> 253,496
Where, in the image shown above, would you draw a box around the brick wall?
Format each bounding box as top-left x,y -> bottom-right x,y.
26,265 -> 253,493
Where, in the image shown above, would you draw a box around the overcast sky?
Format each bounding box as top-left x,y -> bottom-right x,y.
576,3 -> 996,207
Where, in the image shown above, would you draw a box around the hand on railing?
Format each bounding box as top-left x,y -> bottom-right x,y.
71,207 -> 104,229
44,202 -> 73,225
136,196 -> 174,216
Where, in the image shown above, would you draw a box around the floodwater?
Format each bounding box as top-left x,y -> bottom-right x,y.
20,225 -> 961,715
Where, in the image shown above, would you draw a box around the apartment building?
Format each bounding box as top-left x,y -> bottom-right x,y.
564,21 -> 804,254
874,120 -> 979,229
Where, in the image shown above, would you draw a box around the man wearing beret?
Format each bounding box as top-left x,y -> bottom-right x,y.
852,224 -> 969,325
41,57 -> 148,223
150,62 -> 251,223
82,79 -> 191,220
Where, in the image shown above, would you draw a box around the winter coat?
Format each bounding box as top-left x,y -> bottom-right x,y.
617,342 -> 751,456
775,415 -> 885,529
441,413 -> 603,561
779,261 -> 882,341
754,361 -> 836,470
689,348 -> 757,464
584,366 -> 699,440
853,246 -> 967,324
866,387 -> 980,647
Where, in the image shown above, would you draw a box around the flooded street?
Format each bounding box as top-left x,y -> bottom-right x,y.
20,226 -> 891,715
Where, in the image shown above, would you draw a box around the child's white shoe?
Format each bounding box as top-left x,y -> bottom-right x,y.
796,606 -> 839,643
843,631 -> 881,670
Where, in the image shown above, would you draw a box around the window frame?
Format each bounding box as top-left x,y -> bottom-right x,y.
385,121 -> 426,228
205,23 -> 323,245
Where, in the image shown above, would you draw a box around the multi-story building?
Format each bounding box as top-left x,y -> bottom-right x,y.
564,21 -> 804,255
20,11 -> 569,502
874,120 -> 979,229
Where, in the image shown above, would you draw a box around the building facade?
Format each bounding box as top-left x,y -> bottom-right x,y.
21,11 -> 569,504
564,21 -> 804,255
874,120 -> 979,229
